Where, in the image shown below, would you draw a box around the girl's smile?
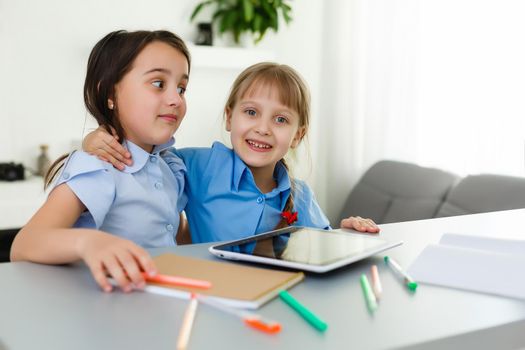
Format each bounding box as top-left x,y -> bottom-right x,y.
226,85 -> 305,188
246,139 -> 272,151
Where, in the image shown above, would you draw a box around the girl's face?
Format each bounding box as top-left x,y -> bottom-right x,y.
113,41 -> 189,152
226,84 -> 305,178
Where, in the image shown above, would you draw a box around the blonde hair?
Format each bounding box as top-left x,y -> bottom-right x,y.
224,62 -> 311,229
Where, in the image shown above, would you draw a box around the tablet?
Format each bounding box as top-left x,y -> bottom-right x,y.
209,226 -> 403,273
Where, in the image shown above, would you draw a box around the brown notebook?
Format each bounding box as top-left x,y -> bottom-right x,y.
144,253 -> 304,309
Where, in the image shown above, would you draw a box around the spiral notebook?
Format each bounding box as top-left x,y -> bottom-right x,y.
143,253 -> 304,309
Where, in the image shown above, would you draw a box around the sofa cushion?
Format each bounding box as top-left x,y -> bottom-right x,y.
340,160 -> 459,224
435,174 -> 525,217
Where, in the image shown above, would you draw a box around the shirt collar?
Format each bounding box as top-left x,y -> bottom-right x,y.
230,146 -> 291,195
122,138 -> 175,174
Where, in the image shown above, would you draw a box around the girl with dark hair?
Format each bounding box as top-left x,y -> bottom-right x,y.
11,30 -> 191,293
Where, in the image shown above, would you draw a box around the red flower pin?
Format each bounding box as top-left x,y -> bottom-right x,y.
281,211 -> 298,225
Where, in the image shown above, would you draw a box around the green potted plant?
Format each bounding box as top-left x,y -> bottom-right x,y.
190,0 -> 293,45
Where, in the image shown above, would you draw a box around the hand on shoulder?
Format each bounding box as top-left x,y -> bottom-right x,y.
82,126 -> 132,170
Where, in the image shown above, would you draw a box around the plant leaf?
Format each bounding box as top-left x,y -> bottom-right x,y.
253,13 -> 263,33
270,12 -> 278,31
219,10 -> 238,34
189,0 -> 214,22
193,0 -> 293,45
281,3 -> 292,24
212,8 -> 225,21
255,27 -> 267,44
242,0 -> 254,22
260,0 -> 277,19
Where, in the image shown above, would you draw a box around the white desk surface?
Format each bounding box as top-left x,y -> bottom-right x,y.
1,210 -> 525,350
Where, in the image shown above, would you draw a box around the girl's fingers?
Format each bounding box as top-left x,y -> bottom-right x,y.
117,250 -> 146,289
363,219 -> 380,233
103,136 -> 132,163
340,217 -> 380,233
341,217 -> 359,227
367,226 -> 380,233
89,262 -> 113,293
129,245 -> 157,277
98,149 -> 126,170
103,256 -> 132,293
102,138 -> 125,161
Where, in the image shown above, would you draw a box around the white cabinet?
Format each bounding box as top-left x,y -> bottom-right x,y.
0,177 -> 47,229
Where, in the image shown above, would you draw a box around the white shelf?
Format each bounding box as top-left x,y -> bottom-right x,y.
0,177 -> 47,229
188,44 -> 276,69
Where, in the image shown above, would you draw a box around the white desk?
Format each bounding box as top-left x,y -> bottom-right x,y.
0,177 -> 46,229
1,210 -> 524,349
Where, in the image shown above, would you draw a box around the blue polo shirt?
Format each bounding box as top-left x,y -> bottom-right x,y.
173,142 -> 330,243
54,139 -> 187,248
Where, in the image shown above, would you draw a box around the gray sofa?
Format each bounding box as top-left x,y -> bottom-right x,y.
339,160 -> 525,224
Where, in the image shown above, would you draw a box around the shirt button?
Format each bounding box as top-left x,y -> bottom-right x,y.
62,172 -> 70,180
149,156 -> 157,163
154,182 -> 163,190
256,196 -> 264,204
166,224 -> 174,231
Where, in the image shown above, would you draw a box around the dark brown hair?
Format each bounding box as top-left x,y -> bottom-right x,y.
45,30 -> 191,188
223,62 -> 311,229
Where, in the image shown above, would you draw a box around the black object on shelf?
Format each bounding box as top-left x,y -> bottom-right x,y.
196,22 -> 213,46
0,163 -> 25,181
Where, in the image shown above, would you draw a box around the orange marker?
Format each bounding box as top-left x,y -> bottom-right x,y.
198,295 -> 281,334
142,272 -> 212,289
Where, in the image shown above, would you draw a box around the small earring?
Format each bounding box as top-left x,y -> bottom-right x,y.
108,102 -> 114,110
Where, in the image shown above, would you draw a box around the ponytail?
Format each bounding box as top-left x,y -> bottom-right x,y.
273,159 -> 296,230
44,154 -> 69,189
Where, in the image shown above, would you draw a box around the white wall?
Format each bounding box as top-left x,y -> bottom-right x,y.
0,0 -> 325,156
0,0 -> 197,165
0,0 -> 327,209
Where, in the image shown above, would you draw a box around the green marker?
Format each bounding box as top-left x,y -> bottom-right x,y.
360,274 -> 378,312
279,290 -> 328,332
384,256 -> 418,291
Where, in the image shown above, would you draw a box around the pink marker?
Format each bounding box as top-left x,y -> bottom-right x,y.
370,265 -> 382,299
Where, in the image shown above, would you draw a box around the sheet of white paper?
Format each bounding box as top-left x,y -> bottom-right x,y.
408,235 -> 525,300
439,233 -> 525,256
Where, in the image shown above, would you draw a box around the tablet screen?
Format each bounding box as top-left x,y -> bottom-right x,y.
212,227 -> 391,266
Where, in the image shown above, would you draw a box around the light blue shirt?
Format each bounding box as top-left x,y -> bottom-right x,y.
55,139 -> 187,248
173,142 -> 330,243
